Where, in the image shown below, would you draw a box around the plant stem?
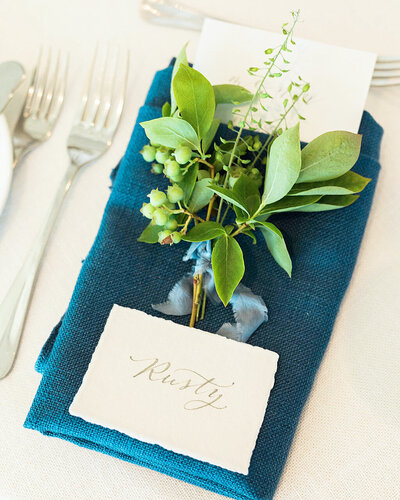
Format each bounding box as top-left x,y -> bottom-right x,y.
189,274 -> 202,327
206,195 -> 216,221
196,158 -> 215,178
250,87 -> 307,168
231,223 -> 248,238
216,11 -> 299,223
200,291 -> 207,320
220,203 -> 231,224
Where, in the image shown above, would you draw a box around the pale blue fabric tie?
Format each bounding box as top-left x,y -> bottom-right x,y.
152,241 -> 268,342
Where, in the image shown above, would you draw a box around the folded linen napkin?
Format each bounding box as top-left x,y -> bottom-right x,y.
25,62 -> 383,500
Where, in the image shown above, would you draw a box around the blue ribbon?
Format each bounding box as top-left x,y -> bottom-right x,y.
152,241 -> 268,342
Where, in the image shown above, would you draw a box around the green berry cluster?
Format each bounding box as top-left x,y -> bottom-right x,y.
140,185 -> 185,245
140,144 -> 192,183
140,144 -> 195,245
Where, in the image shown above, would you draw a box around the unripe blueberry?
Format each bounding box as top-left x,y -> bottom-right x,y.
151,163 -> 164,174
140,202 -> 155,219
164,160 -> 181,179
171,231 -> 181,244
174,145 -> 192,165
170,173 -> 183,182
164,201 -> 176,210
197,169 -> 210,181
167,184 -> 184,203
152,208 -> 168,226
158,230 -> 172,244
148,189 -> 167,207
141,145 -> 156,162
165,218 -> 178,231
155,147 -> 170,165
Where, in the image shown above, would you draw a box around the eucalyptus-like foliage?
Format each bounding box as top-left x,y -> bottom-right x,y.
137,12 -> 369,323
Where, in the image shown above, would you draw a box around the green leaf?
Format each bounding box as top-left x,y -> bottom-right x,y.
292,194 -> 359,212
297,131 -> 362,183
182,221 -> 225,242
178,161 -> 199,202
162,101 -> 171,117
187,178 -> 214,212
233,174 -> 261,216
262,123 -> 301,205
242,229 -> 257,244
212,235 -> 245,306
137,223 -> 162,244
255,195 -> 322,218
202,119 -> 220,153
213,84 -> 253,104
140,117 -> 200,151
170,43 -> 188,115
258,222 -> 292,276
208,185 -> 249,214
288,171 -> 370,196
173,64 -> 215,140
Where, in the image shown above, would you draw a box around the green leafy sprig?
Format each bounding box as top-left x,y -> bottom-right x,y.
137,12 -> 369,327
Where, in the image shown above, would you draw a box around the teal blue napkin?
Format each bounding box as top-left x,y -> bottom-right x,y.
25,62 -> 383,500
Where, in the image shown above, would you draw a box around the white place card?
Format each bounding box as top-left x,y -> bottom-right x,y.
194,19 -> 377,142
69,305 -> 279,474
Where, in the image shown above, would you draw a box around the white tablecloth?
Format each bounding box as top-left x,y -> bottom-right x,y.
0,1 -> 399,499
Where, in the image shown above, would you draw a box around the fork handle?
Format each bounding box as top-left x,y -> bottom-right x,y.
0,162 -> 79,379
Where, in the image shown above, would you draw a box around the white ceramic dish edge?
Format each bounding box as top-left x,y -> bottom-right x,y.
0,114 -> 13,216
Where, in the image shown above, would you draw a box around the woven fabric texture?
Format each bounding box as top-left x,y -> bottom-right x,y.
24,63 -> 383,500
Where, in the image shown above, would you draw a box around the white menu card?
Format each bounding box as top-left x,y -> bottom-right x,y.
194,19 -> 376,142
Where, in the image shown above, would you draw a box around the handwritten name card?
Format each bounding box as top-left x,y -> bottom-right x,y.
69,305 -> 279,474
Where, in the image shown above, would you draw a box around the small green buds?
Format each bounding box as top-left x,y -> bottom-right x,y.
165,218 -> 178,231
174,145 -> 192,165
164,160 -> 181,179
155,147 -> 170,165
152,208 -> 168,226
140,203 -> 155,219
171,231 -> 181,244
158,230 -> 172,244
148,189 -> 167,207
151,163 -> 164,175
167,184 -> 184,203
141,145 -> 156,162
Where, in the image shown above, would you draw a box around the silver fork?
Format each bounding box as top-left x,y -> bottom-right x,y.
0,46 -> 129,379
372,56 -> 400,87
12,48 -> 68,166
141,0 -> 400,87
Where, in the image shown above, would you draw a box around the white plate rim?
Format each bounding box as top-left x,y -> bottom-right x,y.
0,114 -> 13,216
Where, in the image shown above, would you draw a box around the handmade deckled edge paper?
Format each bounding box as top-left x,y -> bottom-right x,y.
69,305 -> 279,474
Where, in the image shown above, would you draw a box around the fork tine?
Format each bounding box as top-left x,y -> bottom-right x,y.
29,48 -> 52,118
371,78 -> 400,87
93,46 -> 119,131
81,46 -> 106,125
23,48 -> 43,117
372,69 -> 400,78
47,52 -> 68,122
374,61 -> 400,70
376,55 -> 400,64
105,48 -> 129,134
39,50 -> 60,119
